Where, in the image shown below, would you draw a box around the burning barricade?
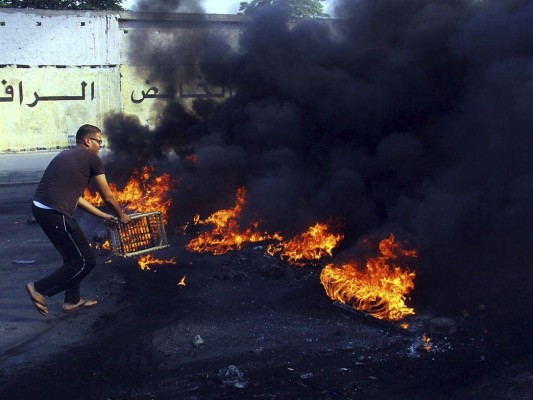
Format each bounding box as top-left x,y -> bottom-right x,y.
85,165 -> 175,267
320,234 -> 417,321
184,187 -> 417,324
266,222 -> 344,266
185,187 -> 283,255
88,171 -> 418,324
84,165 -> 174,223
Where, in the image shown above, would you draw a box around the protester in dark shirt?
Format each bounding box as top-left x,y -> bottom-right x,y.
26,124 -> 131,316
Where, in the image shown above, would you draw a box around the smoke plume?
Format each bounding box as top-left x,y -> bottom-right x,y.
134,0 -> 204,13
105,0 -> 533,311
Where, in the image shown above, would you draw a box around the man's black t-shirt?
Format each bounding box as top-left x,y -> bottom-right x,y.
34,146 -> 105,217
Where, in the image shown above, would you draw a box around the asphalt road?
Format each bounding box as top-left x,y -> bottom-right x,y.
0,184 -> 531,400
0,183 -> 131,369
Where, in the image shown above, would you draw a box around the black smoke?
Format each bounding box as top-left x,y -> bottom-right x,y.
104,0 -> 533,313
134,0 -> 204,13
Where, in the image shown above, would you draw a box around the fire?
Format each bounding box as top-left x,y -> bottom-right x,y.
91,239 -> 110,251
83,166 -> 174,221
320,234 -> 417,321
137,254 -> 176,271
267,223 -> 344,266
185,188 -> 342,265
186,187 -> 282,255
178,275 -> 186,286
421,333 -> 432,351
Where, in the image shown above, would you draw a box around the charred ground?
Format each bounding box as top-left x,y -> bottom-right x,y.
0,185 -> 531,400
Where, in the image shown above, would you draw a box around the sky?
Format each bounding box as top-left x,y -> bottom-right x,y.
122,0 -> 334,14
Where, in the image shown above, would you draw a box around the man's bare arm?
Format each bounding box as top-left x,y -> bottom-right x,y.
78,197 -> 117,222
91,174 -> 132,224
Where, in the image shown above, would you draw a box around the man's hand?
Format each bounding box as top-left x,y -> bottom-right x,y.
93,174 -> 132,225
103,212 -> 131,225
119,214 -> 132,224
102,213 -> 118,223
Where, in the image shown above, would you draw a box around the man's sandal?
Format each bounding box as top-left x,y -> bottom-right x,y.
62,299 -> 98,312
25,283 -> 48,316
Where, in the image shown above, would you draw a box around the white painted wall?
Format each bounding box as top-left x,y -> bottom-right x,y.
0,9 -> 245,152
0,9 -> 119,65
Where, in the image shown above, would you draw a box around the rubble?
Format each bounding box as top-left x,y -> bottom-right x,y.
192,335 -> 204,348
217,365 -> 247,389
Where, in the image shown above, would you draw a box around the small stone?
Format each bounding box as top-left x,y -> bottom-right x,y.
193,335 -> 204,347
300,373 -> 313,380
218,365 -> 247,389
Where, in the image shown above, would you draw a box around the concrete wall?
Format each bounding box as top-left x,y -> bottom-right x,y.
0,9 -> 245,152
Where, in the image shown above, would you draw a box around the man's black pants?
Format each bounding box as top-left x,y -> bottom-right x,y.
32,204 -> 96,304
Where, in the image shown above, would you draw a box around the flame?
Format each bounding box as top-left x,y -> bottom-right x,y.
137,254 -> 176,271
91,239 -> 110,251
83,166 -> 174,222
267,223 -> 344,266
186,187 -> 282,255
178,275 -> 186,286
320,234 -> 416,321
421,333 -> 432,351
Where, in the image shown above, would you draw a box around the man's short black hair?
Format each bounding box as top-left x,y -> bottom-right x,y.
75,124 -> 101,143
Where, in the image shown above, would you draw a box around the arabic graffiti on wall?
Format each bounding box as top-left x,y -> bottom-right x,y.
0,65 -> 232,152
0,66 -> 120,152
120,65 -> 232,130
1,80 -> 95,107
129,80 -> 227,104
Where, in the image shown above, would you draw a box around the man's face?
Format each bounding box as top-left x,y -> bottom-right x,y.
86,132 -> 103,155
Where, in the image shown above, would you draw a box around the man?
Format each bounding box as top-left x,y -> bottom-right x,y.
26,124 -> 131,316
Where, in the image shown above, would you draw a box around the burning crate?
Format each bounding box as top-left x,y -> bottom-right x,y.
104,212 -> 169,257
